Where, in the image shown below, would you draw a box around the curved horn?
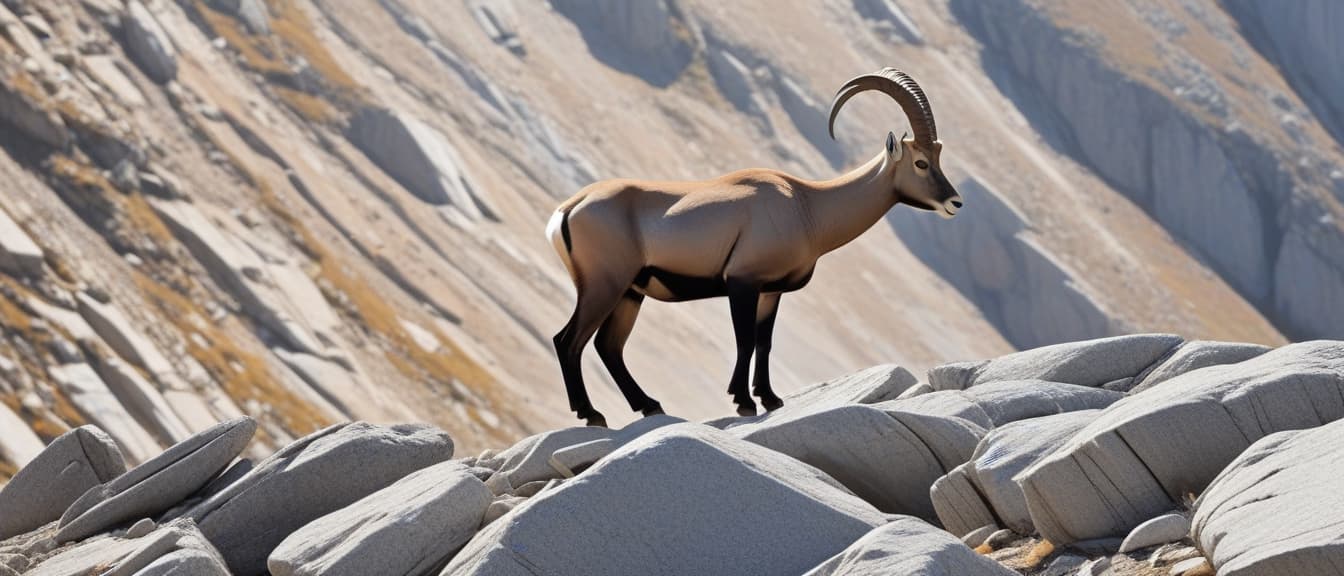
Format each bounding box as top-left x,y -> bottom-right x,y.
827,67 -> 937,148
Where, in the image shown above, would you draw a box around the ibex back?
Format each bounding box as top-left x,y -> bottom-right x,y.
548,68 -> 962,427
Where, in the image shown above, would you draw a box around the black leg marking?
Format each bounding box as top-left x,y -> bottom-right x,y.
753,293 -> 784,412
595,290 -> 662,415
554,277 -> 631,427
727,279 -> 760,416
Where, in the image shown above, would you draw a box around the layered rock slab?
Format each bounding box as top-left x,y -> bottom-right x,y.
56,417 -> 256,543
802,516 -> 1016,576
932,410 -> 1099,536
928,334 -> 1183,391
0,426 -> 125,539
1018,341 -> 1344,544
1192,418 -> 1344,575
443,424 -> 886,576
269,460 -> 491,576
186,422 -> 454,576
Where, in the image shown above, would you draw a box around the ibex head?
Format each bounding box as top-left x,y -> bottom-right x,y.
828,68 -> 962,219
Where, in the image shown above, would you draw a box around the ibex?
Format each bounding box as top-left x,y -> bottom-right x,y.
547,68 -> 961,426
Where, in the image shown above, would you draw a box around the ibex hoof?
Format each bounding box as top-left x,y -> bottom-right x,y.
762,397 -> 784,412
580,410 -> 608,428
642,404 -> 665,417
736,404 -> 758,417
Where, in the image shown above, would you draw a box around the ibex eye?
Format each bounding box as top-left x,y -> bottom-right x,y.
915,160 -> 929,170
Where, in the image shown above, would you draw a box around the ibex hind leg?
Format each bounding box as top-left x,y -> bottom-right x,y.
726,280 -> 761,417
595,290 -> 664,417
753,293 -> 785,412
554,275 -> 632,428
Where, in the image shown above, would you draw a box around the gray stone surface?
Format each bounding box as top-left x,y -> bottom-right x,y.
0,426 -> 126,539
801,516 -> 1015,575
928,335 -> 1184,391
932,410 -> 1098,536
1019,341 -> 1344,544
122,0 -> 176,83
347,107 -> 495,220
1192,418 -> 1344,575
209,0 -> 270,34
1129,341 -> 1271,394
717,364 -> 919,431
27,518 -> 225,576
0,206 -> 43,277
187,422 -> 454,576
443,423 -> 886,576
48,363 -> 161,463
883,380 -> 1123,429
734,403 -> 985,519
1119,513 -> 1189,553
548,0 -> 694,86
0,402 -> 42,469
55,417 -> 256,543
269,460 -> 491,576
93,356 -> 192,445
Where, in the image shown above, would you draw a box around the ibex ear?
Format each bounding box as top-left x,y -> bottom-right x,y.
886,131 -> 903,161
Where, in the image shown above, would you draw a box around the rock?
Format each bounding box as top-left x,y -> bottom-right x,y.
92,356 -> 193,445
186,422 -> 454,575
1038,554 -> 1087,576
444,423 -> 886,575
1119,513 -> 1190,553
0,402 -> 43,469
802,516 -> 1015,575
480,495 -> 524,527
1191,418 -> 1344,575
209,0 -> 270,34
122,0 -> 177,83
347,107 -> 496,220
1129,341 -> 1271,394
928,334 -> 1184,391
48,363 -> 161,463
272,348 -> 362,417
733,403 -> 985,518
26,518 -> 226,576
548,0 -> 693,86
268,460 -> 491,576
1018,341 -> 1344,545
546,414 -> 684,478
485,426 -> 612,494
931,410 -> 1098,536
0,206 -> 43,277
961,525 -> 996,549
885,380 -> 1123,429
55,417 -> 256,543
718,364 -> 919,431
0,426 -> 125,539
127,518 -> 156,539
82,55 -> 147,108
985,529 -> 1018,549
891,178 -> 1115,350
1169,557 -> 1211,575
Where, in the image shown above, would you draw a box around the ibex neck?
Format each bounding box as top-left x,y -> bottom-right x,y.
802,152 -> 896,254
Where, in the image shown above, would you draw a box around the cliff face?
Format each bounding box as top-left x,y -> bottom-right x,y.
0,0 -> 1333,470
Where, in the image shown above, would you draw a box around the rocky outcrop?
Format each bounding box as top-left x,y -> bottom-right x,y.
445,423 -> 886,575
55,417 -> 256,543
851,0 -> 923,44
928,334 -> 1183,391
803,516 -> 1014,576
549,0 -> 694,87
1128,340 -> 1271,394
1018,341 -> 1344,545
952,0 -> 1344,341
347,107 -> 498,221
268,461 -> 491,576
885,380 -> 1122,429
0,426 -> 125,539
26,518 -> 228,576
0,403 -> 42,470
0,206 -> 43,278
1191,419 -> 1344,575
1223,0 -> 1344,143
889,177 -> 1115,349
931,410 -> 1096,537
186,422 -> 454,575
210,0 -> 270,34
122,0 -> 177,84
48,363 -> 161,463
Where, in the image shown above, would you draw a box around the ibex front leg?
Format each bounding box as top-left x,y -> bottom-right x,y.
726,279 -> 761,416
753,292 -> 784,411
